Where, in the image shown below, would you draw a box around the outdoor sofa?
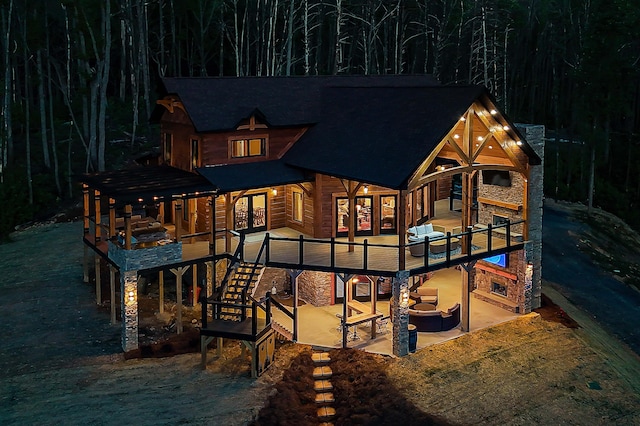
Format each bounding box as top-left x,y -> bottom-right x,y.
408,303 -> 461,332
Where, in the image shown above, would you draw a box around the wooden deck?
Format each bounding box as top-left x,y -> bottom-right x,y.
85,221 -> 524,277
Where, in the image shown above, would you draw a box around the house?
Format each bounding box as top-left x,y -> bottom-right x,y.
81,75 -> 543,376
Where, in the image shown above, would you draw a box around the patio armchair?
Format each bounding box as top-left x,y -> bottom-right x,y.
415,286 -> 438,305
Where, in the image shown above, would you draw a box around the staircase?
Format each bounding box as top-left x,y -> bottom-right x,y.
219,262 -> 264,320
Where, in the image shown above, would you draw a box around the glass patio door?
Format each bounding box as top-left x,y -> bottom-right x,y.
355,196 -> 373,236
234,193 -> 267,233
379,195 -> 396,234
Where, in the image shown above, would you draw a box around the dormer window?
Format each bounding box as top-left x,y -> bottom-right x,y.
230,137 -> 266,158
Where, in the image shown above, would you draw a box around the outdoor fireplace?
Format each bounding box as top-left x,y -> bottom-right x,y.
492,214 -> 509,226
491,281 -> 508,297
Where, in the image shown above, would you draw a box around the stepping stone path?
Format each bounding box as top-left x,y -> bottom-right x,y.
312,351 -> 335,424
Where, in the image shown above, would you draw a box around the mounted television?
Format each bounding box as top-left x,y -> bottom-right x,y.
483,253 -> 508,268
482,170 -> 511,187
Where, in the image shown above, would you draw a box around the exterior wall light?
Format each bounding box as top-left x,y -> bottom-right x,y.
128,291 -> 136,303
490,109 -> 497,115
363,185 -> 369,194
271,188 -> 278,196
400,287 -> 410,308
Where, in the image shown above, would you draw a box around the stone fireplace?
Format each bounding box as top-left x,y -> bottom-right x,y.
492,214 -> 509,226
491,281 -> 508,297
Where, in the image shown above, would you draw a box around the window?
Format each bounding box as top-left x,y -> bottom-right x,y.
163,133 -> 172,164
230,137 -> 266,158
293,191 -> 303,223
190,138 -> 199,170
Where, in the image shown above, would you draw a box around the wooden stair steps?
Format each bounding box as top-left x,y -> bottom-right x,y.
317,406 -> 336,420
271,322 -> 293,341
315,392 -> 335,405
313,366 -> 332,379
312,352 -> 331,364
314,380 -> 333,392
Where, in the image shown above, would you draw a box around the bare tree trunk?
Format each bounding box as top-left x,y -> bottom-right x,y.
97,0 -> 112,171
1,0 -> 14,181
136,0 -> 150,123
46,37 -> 62,196
285,0 -> 295,75
37,49 -> 51,169
119,18 -> 127,101
303,0 -> 311,75
23,20 -> 33,204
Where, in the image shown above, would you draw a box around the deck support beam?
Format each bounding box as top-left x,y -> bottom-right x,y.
158,270 -> 165,314
95,256 -> 102,305
287,269 -> 303,342
170,265 -> 191,334
459,261 -> 476,332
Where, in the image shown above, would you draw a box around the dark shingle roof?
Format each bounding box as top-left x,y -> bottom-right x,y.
151,75 -> 441,132
283,85 -> 486,189
150,75 -> 541,191
197,160 -> 312,192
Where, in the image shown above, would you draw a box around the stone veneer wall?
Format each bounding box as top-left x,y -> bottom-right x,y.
518,124 -> 545,309
108,241 -> 182,271
473,250 -> 527,313
298,271 -> 332,306
477,170 -> 525,235
472,124 -> 545,314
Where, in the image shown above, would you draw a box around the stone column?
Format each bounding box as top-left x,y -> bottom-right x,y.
392,270 -> 410,357
121,270 -> 139,352
517,124 -> 545,310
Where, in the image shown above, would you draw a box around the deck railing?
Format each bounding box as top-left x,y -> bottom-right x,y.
263,219 -> 525,276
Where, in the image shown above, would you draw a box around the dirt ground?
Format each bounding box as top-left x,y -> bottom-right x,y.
2,204 -> 640,425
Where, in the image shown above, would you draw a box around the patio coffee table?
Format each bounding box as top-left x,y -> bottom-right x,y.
412,302 -> 436,311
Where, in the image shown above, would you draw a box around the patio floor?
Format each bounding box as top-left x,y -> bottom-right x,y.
270,267 -> 519,356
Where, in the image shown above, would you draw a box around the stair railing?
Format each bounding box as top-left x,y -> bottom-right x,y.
267,291 -> 297,341
237,235 -> 269,305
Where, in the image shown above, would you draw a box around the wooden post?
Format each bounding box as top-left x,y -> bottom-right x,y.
370,276 -> 377,339
191,264 -> 198,307
170,265 -> 190,334
108,198 -> 116,239
110,265 -> 117,324
209,196 -> 216,257
461,172 -> 473,254
174,199 -> 182,242
124,204 -> 132,250
83,184 -> 90,235
522,169 -> 529,241
460,262 -> 475,332
95,256 -> 102,305
225,193 -> 232,252
398,190 -> 407,271
94,190 -> 101,242
348,188 -> 356,253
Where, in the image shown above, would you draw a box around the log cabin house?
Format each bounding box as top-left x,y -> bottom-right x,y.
80,75 -> 543,377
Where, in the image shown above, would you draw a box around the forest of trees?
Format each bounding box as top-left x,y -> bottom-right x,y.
1,0 -> 639,239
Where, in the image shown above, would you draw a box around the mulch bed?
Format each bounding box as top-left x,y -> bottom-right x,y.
252,348 -> 452,426
534,293 -> 580,329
